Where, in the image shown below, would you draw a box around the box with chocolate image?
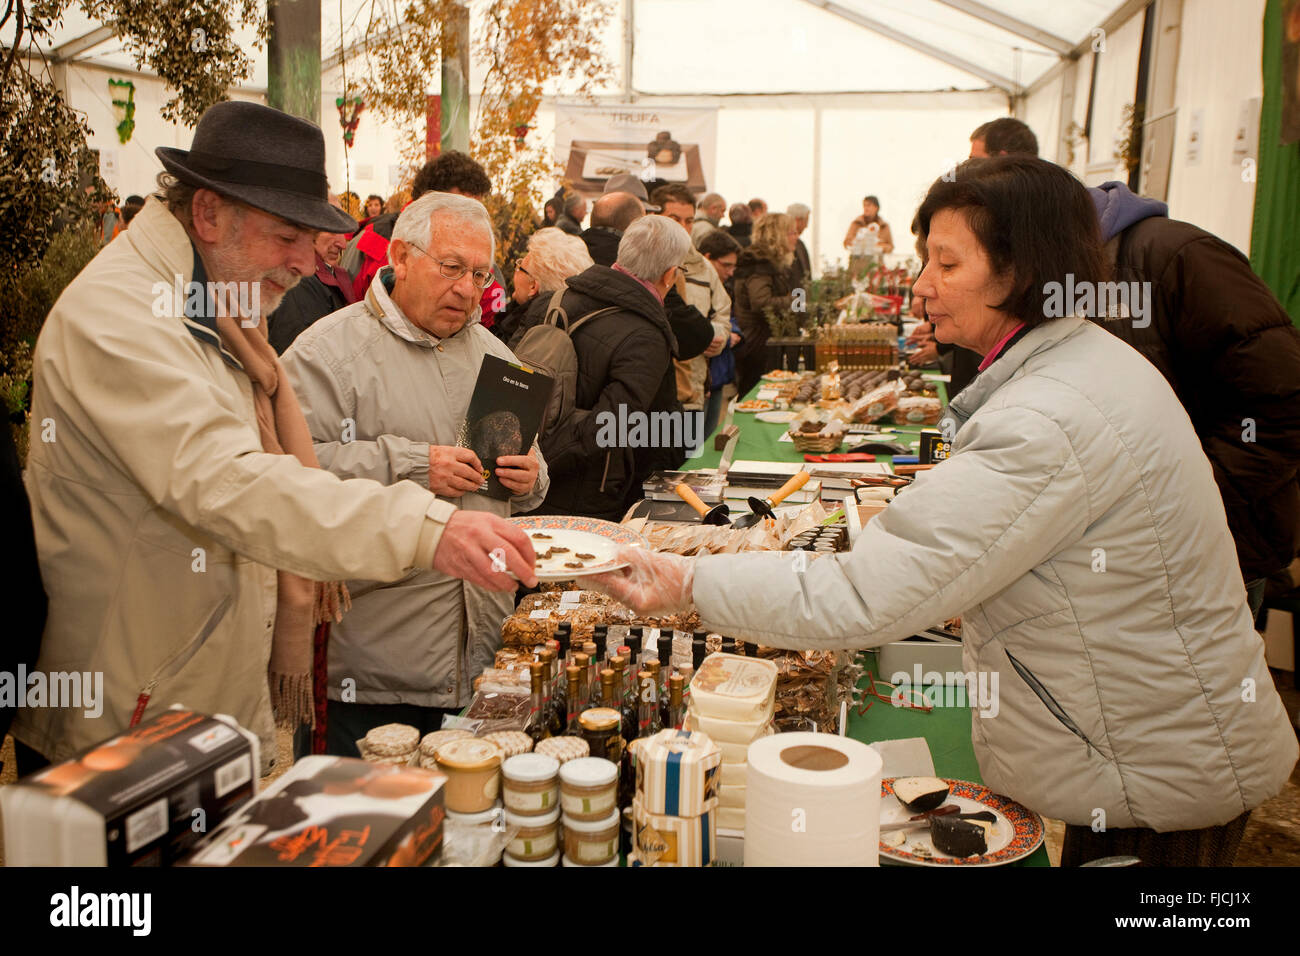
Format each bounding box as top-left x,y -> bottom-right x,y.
183,756 -> 446,867
0,708 -> 259,866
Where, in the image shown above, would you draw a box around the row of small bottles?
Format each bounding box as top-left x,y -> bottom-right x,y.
520,625 -> 756,858
813,323 -> 900,370
524,625 -> 758,746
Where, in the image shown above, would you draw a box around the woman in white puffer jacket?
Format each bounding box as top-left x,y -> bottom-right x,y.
595,156 -> 1297,866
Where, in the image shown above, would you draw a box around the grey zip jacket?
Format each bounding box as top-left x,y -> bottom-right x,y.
693,316 -> 1297,831
284,272 -> 548,708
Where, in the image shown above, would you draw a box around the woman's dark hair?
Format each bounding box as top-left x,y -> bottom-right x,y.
912,156 -> 1105,327
698,228 -> 742,259
365,193 -> 383,206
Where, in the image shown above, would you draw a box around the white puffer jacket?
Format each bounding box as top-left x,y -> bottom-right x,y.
693,316 -> 1297,831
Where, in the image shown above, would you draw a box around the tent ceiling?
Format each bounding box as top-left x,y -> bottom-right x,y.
9,0 -> 1140,98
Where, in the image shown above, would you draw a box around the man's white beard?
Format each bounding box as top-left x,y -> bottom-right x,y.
206,230 -> 301,323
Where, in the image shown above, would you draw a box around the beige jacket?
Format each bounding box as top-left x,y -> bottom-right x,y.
283,272 -> 548,708
15,199 -> 454,767
674,245 -> 732,409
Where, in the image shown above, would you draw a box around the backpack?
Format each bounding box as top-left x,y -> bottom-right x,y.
511,287 -> 619,437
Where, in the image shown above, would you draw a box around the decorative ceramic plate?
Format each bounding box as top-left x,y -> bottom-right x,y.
755,410 -> 798,424
510,515 -> 646,582
877,777 -> 1045,867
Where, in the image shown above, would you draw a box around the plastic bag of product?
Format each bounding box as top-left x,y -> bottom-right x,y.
463,685 -> 531,734
849,382 -> 902,423
474,668 -> 531,692
435,807 -> 518,867
893,395 -> 943,426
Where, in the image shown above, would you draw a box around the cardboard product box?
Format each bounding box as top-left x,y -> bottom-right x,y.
182,756 -> 446,867
0,708 -> 259,866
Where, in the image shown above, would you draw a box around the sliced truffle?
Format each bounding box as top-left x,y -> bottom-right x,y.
893,776 -> 950,813
564,562 -> 585,569
930,814 -> 989,857
531,532 -> 553,540
576,553 -> 596,560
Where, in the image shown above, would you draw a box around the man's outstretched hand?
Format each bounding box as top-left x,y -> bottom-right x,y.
433,510 -> 537,590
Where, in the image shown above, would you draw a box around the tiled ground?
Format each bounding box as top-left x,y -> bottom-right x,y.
4,668 -> 1298,867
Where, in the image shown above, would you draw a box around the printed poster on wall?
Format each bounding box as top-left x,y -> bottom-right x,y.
553,103 -> 718,198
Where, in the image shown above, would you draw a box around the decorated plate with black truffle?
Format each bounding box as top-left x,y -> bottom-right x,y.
878,777 -> 1044,867
510,515 -> 647,582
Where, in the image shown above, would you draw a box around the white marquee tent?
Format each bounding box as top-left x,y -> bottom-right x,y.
10,0 -> 1268,270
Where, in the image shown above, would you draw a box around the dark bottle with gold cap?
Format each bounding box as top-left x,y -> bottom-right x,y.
609,655 -> 636,745
565,665 -> 582,735
582,641 -> 599,703
600,667 -> 618,710
668,674 -> 685,730
646,659 -> 669,732
526,661 -> 550,744
539,649 -> 565,737
637,669 -> 663,738
573,651 -> 591,713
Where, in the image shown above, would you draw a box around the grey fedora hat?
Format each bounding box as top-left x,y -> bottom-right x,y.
156,101 -> 357,234
603,172 -> 661,212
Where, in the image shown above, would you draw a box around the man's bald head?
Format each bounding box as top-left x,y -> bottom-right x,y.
590,191 -> 645,233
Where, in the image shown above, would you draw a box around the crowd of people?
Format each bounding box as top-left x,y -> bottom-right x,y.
5,98 -> 1298,867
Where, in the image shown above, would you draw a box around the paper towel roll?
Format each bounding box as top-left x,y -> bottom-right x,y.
743,732 -> 882,867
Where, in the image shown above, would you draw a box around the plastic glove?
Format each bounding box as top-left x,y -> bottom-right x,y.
587,546 -> 696,617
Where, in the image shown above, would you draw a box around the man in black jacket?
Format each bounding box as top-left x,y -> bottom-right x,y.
581,190 -> 644,267
266,226 -> 356,354
1089,180 -> 1300,616
532,216 -> 693,520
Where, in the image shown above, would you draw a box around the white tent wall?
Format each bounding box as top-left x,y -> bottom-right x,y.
39,58 -> 266,202
1163,0 -> 1265,255
27,2 -> 1267,263
1022,0 -> 1265,255
813,93 -> 1010,272
1021,70 -> 1063,164
1082,9 -> 1144,179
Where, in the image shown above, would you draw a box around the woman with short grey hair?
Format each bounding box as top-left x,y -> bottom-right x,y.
495,227 -> 594,344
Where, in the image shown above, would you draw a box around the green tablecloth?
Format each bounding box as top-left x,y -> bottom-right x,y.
685,378 -> 1052,866
689,378 -> 948,471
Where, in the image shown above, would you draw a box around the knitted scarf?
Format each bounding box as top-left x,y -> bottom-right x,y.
213,307 -> 349,729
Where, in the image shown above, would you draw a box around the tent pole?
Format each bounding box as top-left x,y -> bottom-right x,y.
623,0 -> 634,101
812,103 -> 822,281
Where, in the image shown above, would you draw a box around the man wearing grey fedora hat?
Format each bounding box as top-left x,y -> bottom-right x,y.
13,100 -> 538,775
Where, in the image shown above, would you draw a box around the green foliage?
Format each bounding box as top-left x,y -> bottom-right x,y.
0,0 -> 268,459
764,274 -> 856,338
0,221 -> 101,460
83,0 -> 267,127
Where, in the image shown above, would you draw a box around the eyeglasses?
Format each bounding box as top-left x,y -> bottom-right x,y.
515,260 -> 533,280
406,242 -> 493,289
